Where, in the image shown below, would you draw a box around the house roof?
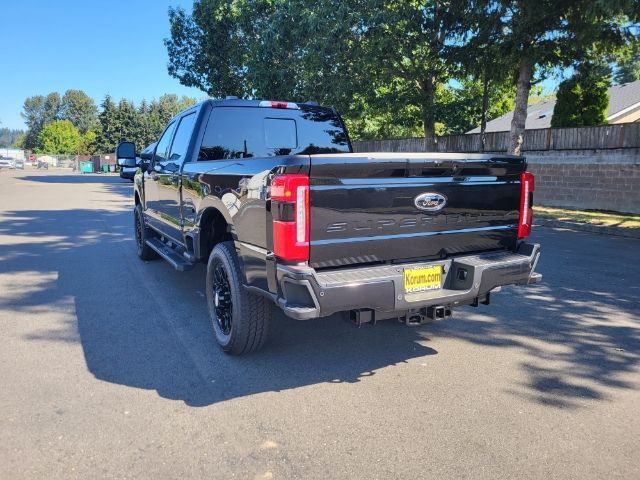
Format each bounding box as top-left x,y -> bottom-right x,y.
607,80 -> 640,121
467,79 -> 640,133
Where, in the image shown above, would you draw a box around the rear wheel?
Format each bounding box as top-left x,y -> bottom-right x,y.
134,204 -> 159,261
206,241 -> 271,355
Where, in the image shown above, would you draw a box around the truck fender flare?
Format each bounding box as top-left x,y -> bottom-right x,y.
195,199 -> 236,237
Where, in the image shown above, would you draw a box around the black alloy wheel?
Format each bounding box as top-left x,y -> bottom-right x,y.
211,263 -> 233,335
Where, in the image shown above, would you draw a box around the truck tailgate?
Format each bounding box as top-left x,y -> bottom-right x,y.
308,153 -> 526,269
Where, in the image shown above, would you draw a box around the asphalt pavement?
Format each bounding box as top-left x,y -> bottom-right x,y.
1,169 -> 639,479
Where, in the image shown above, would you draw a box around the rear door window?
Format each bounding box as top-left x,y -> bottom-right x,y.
168,112 -> 196,164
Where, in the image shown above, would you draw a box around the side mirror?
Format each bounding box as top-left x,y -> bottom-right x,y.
116,141 -> 136,166
137,143 -> 156,172
140,150 -> 154,161
137,157 -> 151,173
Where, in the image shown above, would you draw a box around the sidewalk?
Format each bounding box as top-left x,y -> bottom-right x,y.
535,207 -> 640,239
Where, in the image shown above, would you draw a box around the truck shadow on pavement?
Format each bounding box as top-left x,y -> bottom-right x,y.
1,177 -> 638,409
18,173 -> 134,185
430,228 -> 640,408
17,173 -> 135,202
0,201 -> 437,408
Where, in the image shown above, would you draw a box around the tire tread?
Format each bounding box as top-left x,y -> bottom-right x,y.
134,204 -> 159,261
208,242 -> 271,354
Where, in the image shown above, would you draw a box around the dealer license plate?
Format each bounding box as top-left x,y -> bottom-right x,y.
404,265 -> 443,293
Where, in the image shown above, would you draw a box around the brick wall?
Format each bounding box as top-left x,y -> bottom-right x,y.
525,149 -> 640,214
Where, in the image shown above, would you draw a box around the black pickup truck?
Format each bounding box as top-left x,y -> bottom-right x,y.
116,98 -> 541,355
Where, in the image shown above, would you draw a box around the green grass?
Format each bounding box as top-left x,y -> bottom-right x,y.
535,206 -> 640,229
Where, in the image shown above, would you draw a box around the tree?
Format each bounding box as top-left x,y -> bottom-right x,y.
614,39 -> 640,84
116,99 -> 140,144
470,0 -> 638,155
21,92 -> 62,150
21,96 -> 45,128
344,101 -> 425,140
134,99 -> 153,151
165,0 -> 472,137
13,134 -> 26,149
552,62 -> 611,128
21,95 -> 46,150
551,77 -> 581,127
155,94 -> 197,125
166,2 -> 252,98
356,0 -> 465,136
0,127 -> 25,148
42,92 -> 62,125
36,120 -> 81,154
78,131 -> 97,155
131,95 -> 197,150
445,3 -> 517,142
95,95 -> 119,153
92,94 -> 198,153
438,77 -> 515,135
61,89 -> 98,134
616,57 -> 640,84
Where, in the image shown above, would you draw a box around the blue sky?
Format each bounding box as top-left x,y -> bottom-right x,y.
0,0 -> 204,130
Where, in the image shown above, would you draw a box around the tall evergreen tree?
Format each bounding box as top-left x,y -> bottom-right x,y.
115,99 -> 140,145
446,3 -> 516,139
614,39 -> 640,84
21,92 -> 198,154
552,62 -> 611,127
135,99 -> 154,150
95,95 -> 119,153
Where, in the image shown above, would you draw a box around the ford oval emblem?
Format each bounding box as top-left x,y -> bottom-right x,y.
414,192 -> 447,212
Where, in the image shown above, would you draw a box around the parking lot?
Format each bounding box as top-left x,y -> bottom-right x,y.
0,170 -> 638,479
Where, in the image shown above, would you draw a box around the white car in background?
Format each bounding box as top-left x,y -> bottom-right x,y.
0,157 -> 15,169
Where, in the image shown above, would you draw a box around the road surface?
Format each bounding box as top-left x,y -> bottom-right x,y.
1,170 -> 638,479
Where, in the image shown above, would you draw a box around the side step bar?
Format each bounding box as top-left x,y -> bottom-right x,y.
145,238 -> 195,271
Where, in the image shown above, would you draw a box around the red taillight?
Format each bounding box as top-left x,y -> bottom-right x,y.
271,174 -> 309,261
518,171 -> 535,239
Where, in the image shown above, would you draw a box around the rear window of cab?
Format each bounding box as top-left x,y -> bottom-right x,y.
198,106 -> 350,160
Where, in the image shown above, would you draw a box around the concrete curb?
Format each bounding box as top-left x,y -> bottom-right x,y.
536,218 -> 640,239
